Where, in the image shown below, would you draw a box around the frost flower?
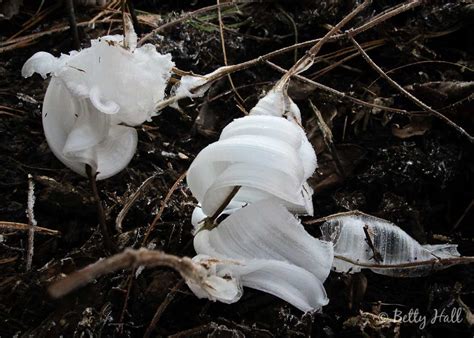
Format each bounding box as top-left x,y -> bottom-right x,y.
186,90 -> 317,217
321,212 -> 461,276
22,34 -> 174,179
188,199 -> 334,312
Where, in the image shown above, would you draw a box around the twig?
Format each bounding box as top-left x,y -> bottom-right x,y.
348,35 -> 474,143
127,0 -> 141,35
26,174 -> 37,271
65,0 -> 80,50
308,100 -> 346,178
367,60 -> 474,90
115,173 -> 160,233
0,256 -> 18,265
305,209 -> 392,225
48,248 -> 201,298
451,200 -> 473,232
216,0 -> 246,112
156,0 -> 419,112
334,254 -> 474,270
209,186 -> 241,224
117,270 -> 135,335
276,5 -> 298,63
311,41 -> 384,79
267,61 -> 409,115
144,280 -> 185,338
85,164 -> 116,253
0,19 -> 122,53
0,221 -> 60,236
349,0 -> 422,38
138,2 -> 238,46
274,0 -> 371,91
142,171 -> 187,245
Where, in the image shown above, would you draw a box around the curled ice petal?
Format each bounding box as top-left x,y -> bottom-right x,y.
191,199 -> 333,312
89,86 -> 120,114
320,212 -> 461,277
42,78 -> 137,180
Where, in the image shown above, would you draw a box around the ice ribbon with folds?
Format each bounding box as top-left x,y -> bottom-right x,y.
22,34 -> 174,179
186,90 -> 317,217
188,199 -> 334,312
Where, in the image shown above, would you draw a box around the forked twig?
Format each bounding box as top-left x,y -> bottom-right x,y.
274,0 -> 371,90
267,61 -> 409,114
48,248 -> 201,298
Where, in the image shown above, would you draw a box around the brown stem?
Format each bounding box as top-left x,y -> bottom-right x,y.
127,0 -> 141,35
209,186 -> 241,224
85,164 -> 116,253
65,0 -> 80,50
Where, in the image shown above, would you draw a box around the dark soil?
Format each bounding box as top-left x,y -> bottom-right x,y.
1,1 -> 473,337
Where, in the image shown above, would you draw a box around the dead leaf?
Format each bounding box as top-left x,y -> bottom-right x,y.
391,116 -> 432,139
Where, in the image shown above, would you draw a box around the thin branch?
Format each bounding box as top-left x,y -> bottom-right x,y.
116,173 -> 159,233
142,170 -> 187,245
349,0 -> 422,38
144,280 -> 185,338
267,61 -> 410,115
216,0 -> 246,111
156,0 -> 421,112
65,0 -> 80,50
85,164 -> 116,253
127,0 -> 141,35
305,209 -> 392,225
274,0 -> 371,90
209,186 -> 241,224
138,2 -> 238,46
308,100 -> 346,178
363,224 -> 383,263
334,254 -> 474,270
348,35 -> 474,143
0,221 -> 60,236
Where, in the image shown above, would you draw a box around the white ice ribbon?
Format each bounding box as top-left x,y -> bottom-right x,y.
187,91 -> 317,217
189,199 -> 334,312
